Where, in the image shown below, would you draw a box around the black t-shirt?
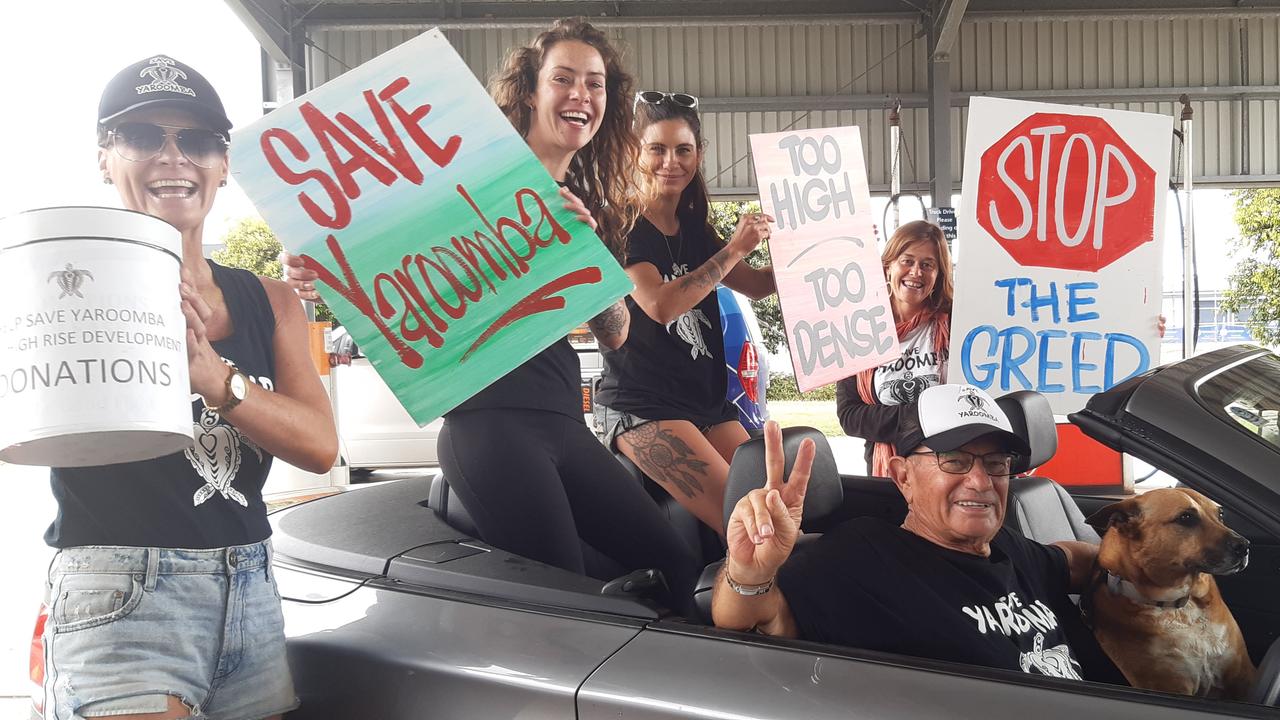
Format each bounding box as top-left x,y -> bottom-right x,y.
778,517 -> 1086,681
596,217 -> 729,424
449,337 -> 583,420
46,262 -> 276,549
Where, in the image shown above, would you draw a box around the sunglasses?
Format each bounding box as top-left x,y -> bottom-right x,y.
634,91 -> 699,111
106,122 -> 229,169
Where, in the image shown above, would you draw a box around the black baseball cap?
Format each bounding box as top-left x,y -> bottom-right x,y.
98,55 -> 232,139
894,384 -> 1031,458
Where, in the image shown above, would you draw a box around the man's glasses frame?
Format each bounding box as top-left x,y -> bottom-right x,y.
105,122 -> 229,169
909,450 -> 1020,477
634,90 -> 699,112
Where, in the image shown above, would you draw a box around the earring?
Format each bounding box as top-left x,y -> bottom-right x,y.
219,180 -> 227,187
103,177 -> 113,185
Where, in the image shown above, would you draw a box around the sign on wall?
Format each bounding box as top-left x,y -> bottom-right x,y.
949,97 -> 1171,415
230,29 -> 631,425
750,127 -> 898,392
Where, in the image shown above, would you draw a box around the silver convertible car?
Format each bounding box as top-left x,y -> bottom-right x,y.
269,344 -> 1280,718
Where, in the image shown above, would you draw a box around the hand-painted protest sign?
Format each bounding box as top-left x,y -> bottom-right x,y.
750,127 -> 898,392
950,97 -> 1170,415
229,29 -> 631,425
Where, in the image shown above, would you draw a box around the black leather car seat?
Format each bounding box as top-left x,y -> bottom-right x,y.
998,391 -> 1100,545
692,426 -> 843,622
1250,636 -> 1280,706
611,451 -> 725,566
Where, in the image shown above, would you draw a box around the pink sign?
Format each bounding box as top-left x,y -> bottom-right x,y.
750,127 -> 898,392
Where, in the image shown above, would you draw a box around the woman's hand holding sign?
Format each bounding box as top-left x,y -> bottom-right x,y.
559,187 -> 598,232
727,212 -> 773,258
279,251 -> 322,302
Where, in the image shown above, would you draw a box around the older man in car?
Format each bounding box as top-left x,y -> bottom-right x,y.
713,384 -> 1101,680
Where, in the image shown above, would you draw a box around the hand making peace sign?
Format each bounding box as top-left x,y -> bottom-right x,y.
724,421 -> 816,587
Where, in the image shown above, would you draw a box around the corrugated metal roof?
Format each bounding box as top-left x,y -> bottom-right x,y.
304,14 -> 1280,194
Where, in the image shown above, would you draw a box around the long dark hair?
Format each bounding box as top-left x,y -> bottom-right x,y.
489,18 -> 639,257
633,98 -> 717,242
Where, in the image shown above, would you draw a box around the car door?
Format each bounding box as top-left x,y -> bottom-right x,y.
1071,345 -> 1280,661
579,624 -> 1258,719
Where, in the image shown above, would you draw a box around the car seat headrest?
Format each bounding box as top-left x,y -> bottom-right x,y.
724,426 -> 842,533
996,391 -> 1057,472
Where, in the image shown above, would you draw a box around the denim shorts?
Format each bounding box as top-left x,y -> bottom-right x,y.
598,402 -> 741,451
41,540 -> 298,719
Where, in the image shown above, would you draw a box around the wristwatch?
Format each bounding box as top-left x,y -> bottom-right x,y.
206,367 -> 249,414
726,572 -> 774,596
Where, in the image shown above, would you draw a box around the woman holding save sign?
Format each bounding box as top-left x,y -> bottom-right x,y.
595,92 -> 776,537
284,19 -> 701,609
40,57 -> 336,720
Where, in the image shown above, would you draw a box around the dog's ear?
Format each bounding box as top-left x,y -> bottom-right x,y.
1086,497 -> 1142,537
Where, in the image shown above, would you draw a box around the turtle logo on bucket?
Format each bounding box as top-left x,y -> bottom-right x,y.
47,263 -> 94,299
136,56 -> 195,97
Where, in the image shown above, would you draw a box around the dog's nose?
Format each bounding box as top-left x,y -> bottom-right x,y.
1229,536 -> 1250,560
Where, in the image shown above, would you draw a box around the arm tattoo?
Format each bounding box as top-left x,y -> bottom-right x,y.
675,249 -> 731,295
623,422 -> 710,499
588,300 -> 627,342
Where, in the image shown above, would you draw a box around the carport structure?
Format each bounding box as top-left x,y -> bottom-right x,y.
227,0 -> 1280,202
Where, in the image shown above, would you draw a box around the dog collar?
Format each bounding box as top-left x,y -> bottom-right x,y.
1105,572 -> 1190,609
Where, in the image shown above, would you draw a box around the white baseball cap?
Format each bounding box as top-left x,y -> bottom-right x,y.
893,384 -> 1031,458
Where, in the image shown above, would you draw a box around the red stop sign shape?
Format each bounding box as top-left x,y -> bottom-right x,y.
976,113 -> 1156,272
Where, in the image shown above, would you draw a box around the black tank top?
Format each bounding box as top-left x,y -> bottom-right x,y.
46,261 -> 278,549
596,218 -> 728,423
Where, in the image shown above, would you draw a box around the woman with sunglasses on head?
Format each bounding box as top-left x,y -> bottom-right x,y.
39,56 -> 336,720
282,20 -> 702,610
835,219 -> 954,477
595,92 -> 776,537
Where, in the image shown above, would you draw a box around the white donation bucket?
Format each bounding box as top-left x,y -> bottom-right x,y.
0,206 -> 193,467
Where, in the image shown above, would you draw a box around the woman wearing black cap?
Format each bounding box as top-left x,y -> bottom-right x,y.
38,55 -> 336,720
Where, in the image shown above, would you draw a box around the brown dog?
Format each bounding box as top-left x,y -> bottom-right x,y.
1085,488 -> 1256,699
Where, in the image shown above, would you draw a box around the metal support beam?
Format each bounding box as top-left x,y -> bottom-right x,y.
224,0 -> 294,66
693,85 -> 1280,113
931,0 -> 970,60
927,10 -> 953,206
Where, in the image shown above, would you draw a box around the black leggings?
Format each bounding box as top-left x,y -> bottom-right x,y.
439,408 -> 701,612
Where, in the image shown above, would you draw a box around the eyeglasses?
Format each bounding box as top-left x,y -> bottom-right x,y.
909,450 -> 1019,477
105,122 -> 229,169
634,91 -> 699,111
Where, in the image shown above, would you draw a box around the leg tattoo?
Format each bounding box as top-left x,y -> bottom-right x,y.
624,422 -> 710,499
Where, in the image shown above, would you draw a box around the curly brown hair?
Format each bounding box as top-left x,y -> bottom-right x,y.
488,18 -> 639,258
882,220 -> 954,314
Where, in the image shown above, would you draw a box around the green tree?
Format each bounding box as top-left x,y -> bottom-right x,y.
214,218 -> 334,322
710,200 -> 786,354
1221,189 -> 1280,346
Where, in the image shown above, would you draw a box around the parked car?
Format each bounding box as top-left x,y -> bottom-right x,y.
258,344 -> 1279,718
717,286 -> 770,430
